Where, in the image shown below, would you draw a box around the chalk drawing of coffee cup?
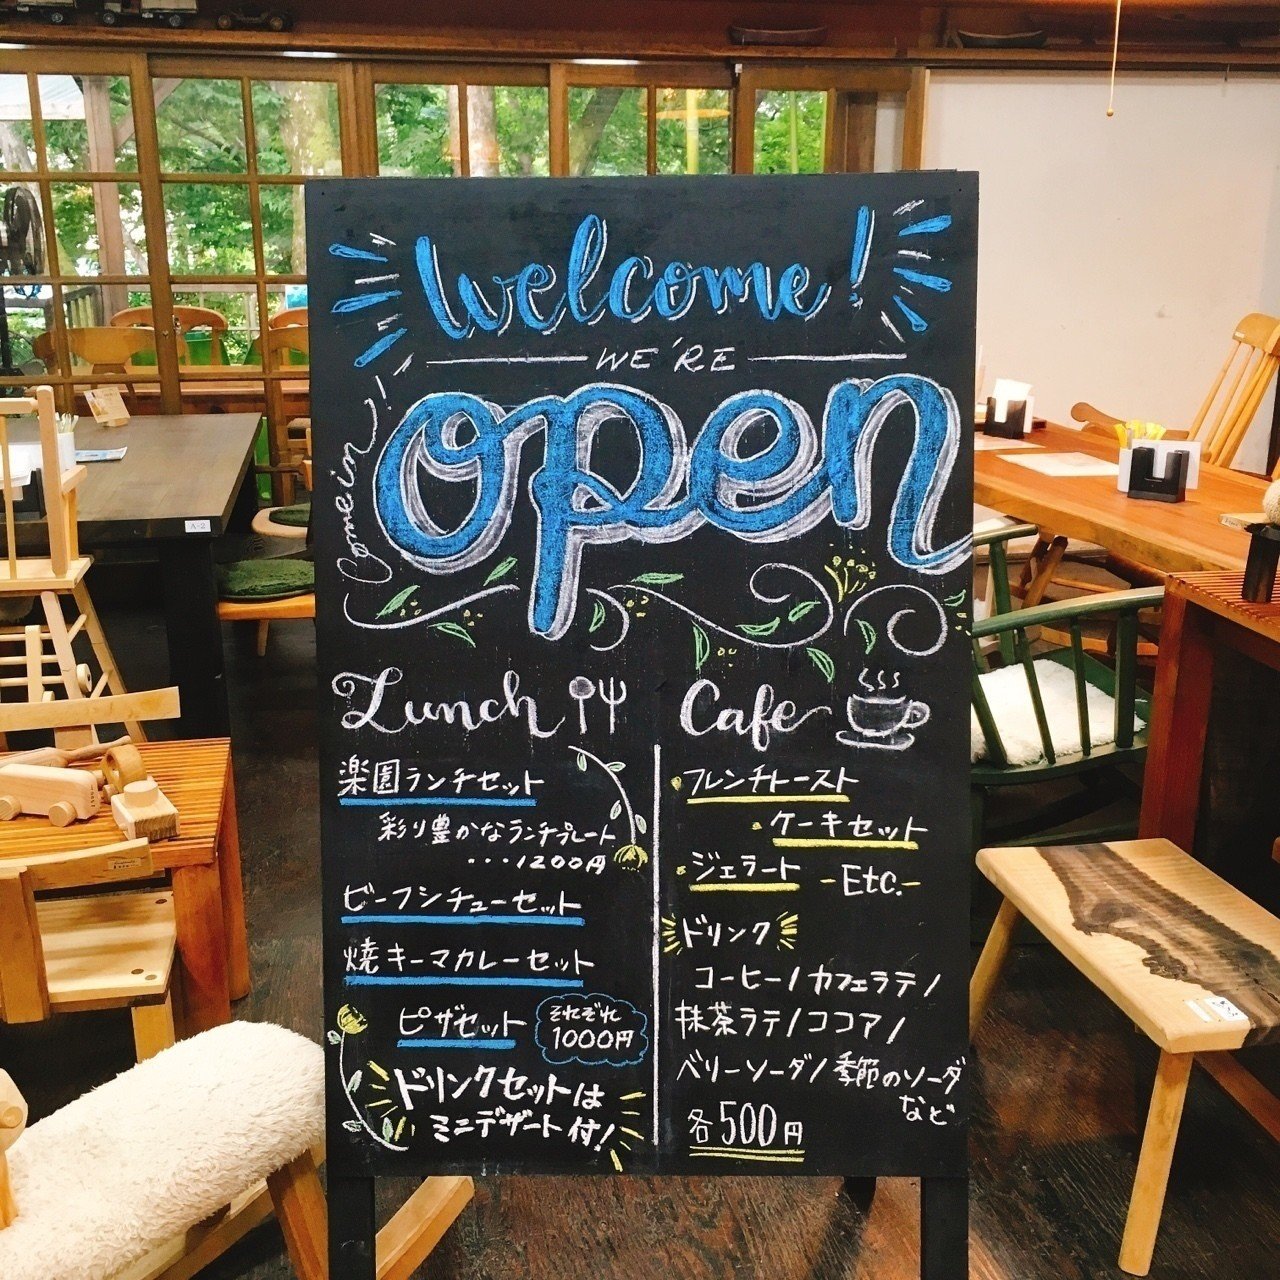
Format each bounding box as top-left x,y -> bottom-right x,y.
837,694 -> 931,750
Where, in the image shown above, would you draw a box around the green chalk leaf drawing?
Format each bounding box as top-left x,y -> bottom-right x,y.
327,1030 -> 341,1045
347,1069 -> 363,1094
376,585 -> 418,618
589,601 -> 607,633
944,590 -> 967,608
610,800 -> 622,820
738,617 -> 781,638
430,621 -> 475,647
635,813 -> 647,835
382,1117 -> 395,1142
631,572 -> 684,586
484,555 -> 518,585
342,1119 -> 362,1133
607,761 -> 625,773
855,618 -> 877,654
692,623 -> 710,673
806,646 -> 836,683
787,599 -> 821,623
575,751 -> 588,771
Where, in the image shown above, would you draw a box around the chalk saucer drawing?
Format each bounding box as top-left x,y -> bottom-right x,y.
571,745 -> 648,871
329,1003 -> 410,1152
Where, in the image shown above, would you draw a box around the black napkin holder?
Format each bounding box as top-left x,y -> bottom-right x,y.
1242,523 -> 1280,604
982,396 -> 1027,439
1126,445 -> 1188,503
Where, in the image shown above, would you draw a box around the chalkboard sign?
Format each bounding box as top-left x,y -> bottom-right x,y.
310,174 -> 976,1195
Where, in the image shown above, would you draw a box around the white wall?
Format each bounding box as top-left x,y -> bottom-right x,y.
925,71 -> 1280,470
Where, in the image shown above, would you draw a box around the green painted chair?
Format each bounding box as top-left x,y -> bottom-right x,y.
970,525 -> 1163,851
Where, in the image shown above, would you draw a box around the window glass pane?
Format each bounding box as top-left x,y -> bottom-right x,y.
40,75 -> 136,172
569,86 -> 645,176
656,88 -> 729,175
479,85 -> 549,177
171,287 -> 255,365
252,80 -> 341,176
260,182 -> 305,275
50,181 -> 147,276
0,75 -> 36,171
376,83 -> 458,177
754,90 -> 827,174
164,182 -> 254,274
156,78 -> 247,174
5,282 -> 55,374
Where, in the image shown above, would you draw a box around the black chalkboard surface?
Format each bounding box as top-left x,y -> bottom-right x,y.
310,174 -> 975,1202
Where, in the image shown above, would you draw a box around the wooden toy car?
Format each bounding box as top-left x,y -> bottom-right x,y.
0,763 -> 100,827
215,4 -> 290,30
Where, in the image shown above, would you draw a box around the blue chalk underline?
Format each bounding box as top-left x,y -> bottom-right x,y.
345,976 -> 583,989
341,914 -> 584,927
339,796 -> 536,808
398,1038 -> 516,1050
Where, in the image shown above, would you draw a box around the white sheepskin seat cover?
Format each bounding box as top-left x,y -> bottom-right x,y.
972,659 -> 1145,766
0,1021 -> 324,1280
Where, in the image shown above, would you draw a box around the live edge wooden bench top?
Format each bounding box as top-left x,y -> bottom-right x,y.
977,839 -> 1280,1054
0,740 -> 231,872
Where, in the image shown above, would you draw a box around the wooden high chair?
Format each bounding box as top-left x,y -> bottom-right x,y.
0,387 -> 137,745
0,838 -> 178,1063
1073,311 -> 1280,472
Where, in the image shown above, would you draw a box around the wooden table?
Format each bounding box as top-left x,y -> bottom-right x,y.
974,424 -> 1268,573
9,413 -> 260,737
0,739 -> 247,1032
1140,571 -> 1280,848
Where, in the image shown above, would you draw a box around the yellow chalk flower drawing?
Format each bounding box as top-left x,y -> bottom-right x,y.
329,1004 -> 410,1152
571,746 -> 649,873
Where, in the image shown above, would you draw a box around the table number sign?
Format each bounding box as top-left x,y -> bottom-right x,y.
309,172 -> 977,1278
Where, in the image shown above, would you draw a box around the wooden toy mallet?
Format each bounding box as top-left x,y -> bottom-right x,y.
0,1069 -> 27,1229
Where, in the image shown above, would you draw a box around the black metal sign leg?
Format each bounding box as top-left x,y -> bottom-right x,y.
921,1175 -> 968,1280
329,1174 -> 377,1280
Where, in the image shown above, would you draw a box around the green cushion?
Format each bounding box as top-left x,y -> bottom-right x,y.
217,558 -> 314,601
267,503 -> 311,529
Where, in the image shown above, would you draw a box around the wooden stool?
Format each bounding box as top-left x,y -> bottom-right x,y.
970,838 -> 1280,1276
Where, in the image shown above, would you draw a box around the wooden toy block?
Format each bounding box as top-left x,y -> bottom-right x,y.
110,778 -> 180,841
0,764 -> 100,827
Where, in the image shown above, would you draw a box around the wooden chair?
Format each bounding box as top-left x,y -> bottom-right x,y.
0,1022 -> 472,1280
265,328 -> 311,505
268,306 -> 308,329
971,837 -> 1280,1275
217,567 -> 314,658
0,387 -> 138,745
0,838 -> 178,1063
112,305 -> 226,367
63,328 -> 175,394
970,560 -> 1163,852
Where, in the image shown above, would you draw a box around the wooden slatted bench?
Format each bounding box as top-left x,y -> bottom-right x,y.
970,838 -> 1280,1276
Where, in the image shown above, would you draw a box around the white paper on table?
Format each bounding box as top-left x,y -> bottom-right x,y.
973,435 -> 1041,451
1,443 -> 40,494
1004,452 -> 1120,478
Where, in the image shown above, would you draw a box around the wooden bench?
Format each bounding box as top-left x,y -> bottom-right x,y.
970,838 -> 1280,1276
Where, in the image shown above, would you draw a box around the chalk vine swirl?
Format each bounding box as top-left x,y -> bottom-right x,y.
843,583 -> 947,657
584,563 -> 834,655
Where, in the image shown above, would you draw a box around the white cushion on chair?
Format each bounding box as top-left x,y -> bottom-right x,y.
972,659 -> 1144,766
0,1021 -> 324,1280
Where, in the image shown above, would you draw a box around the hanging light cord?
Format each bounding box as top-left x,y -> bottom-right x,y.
1107,0 -> 1124,117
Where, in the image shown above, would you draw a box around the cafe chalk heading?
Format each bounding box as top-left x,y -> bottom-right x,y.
310,172 -> 976,1238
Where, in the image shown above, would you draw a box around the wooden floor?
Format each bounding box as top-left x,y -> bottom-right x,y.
2,581 -> 1278,1280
